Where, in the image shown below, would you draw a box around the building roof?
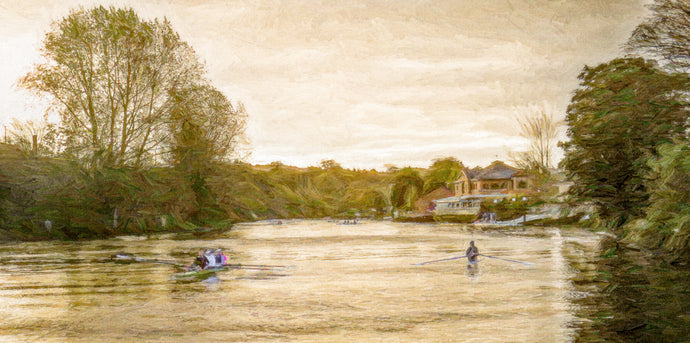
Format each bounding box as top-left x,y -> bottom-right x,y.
467,167 -> 483,178
471,161 -> 519,180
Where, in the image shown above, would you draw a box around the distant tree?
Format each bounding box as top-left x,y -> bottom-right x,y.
388,167 -> 424,212
384,164 -> 399,173
423,157 -> 463,193
320,159 -> 342,170
20,6 -> 205,168
626,0 -> 690,73
7,118 -> 60,157
269,161 -> 285,170
560,58 -> 689,227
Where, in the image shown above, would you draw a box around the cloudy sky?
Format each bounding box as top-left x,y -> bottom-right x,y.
0,0 -> 649,170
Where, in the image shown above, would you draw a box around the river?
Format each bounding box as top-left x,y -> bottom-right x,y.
0,220 -> 601,342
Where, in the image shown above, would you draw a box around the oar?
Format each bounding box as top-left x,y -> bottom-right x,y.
224,265 -> 281,271
478,254 -> 534,266
414,255 -> 467,265
113,253 -> 184,267
228,263 -> 292,269
224,263 -> 292,270
115,254 -> 293,271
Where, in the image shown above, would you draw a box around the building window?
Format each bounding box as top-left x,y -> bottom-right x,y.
518,181 -> 527,188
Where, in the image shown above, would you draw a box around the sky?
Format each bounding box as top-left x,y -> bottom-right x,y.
0,0 -> 650,170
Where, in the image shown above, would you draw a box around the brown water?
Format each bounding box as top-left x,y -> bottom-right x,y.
0,220 -> 600,342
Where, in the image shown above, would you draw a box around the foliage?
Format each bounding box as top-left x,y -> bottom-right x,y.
0,148 -> 393,241
168,84 -> 247,170
422,157 -> 463,194
388,167 -> 423,212
19,6 -> 245,169
480,196 -> 534,221
320,159 -> 342,170
626,0 -> 690,73
165,84 -> 247,223
560,57 -> 689,228
626,138 -> 690,261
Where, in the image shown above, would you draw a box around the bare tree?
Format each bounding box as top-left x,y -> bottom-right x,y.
626,0 -> 690,73
515,111 -> 559,171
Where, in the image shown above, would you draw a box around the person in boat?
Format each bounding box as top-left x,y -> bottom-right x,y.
466,241 -> 479,264
191,249 -> 209,270
191,249 -> 227,270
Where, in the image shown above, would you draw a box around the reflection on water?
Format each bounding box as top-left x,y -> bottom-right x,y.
0,220 -> 601,342
570,237 -> 690,342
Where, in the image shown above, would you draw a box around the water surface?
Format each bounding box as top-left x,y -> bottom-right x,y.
0,220 -> 600,342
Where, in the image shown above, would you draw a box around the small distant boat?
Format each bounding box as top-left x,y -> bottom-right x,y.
337,219 -> 359,225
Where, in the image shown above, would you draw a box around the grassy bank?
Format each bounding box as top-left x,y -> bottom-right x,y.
0,144 -> 389,241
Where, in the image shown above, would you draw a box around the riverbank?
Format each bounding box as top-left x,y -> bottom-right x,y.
0,143 -> 390,241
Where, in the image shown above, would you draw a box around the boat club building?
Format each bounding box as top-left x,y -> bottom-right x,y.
431,161 -> 534,222
453,161 -> 533,196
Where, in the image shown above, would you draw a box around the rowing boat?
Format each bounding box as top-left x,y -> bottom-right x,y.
173,266 -> 230,280
172,263 -> 291,281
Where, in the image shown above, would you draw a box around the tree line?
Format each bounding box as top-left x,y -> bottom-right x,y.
0,139 -> 476,240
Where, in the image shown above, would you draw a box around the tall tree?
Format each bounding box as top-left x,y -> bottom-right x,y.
626,0 -> 690,73
167,84 -> 247,223
560,58 -> 689,227
20,6 -> 204,168
168,84 -> 247,171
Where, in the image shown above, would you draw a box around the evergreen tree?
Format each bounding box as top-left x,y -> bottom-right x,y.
560,57 -> 689,227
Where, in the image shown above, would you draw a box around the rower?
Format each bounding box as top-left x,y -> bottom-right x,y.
466,241 -> 478,264
192,249 -> 208,269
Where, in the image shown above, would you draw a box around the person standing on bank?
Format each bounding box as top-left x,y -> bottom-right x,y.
466,241 -> 479,264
